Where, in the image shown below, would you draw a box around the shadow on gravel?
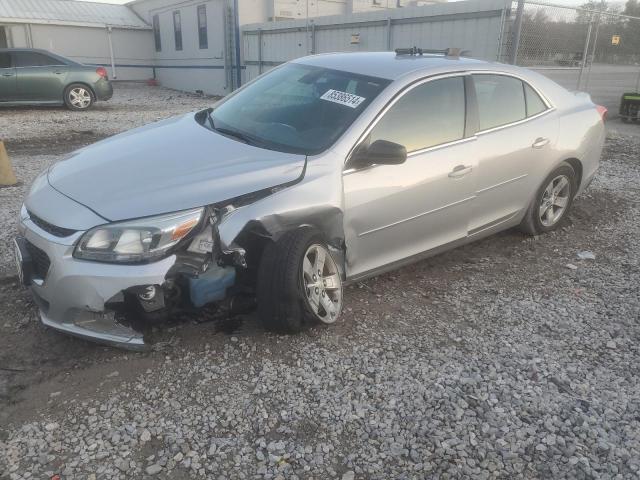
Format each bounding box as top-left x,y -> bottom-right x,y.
4,132 -> 112,157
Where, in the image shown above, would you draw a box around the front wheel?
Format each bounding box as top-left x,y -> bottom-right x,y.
519,162 -> 577,236
64,84 -> 94,110
257,228 -> 343,333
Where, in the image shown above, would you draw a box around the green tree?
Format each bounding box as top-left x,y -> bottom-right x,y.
624,0 -> 640,16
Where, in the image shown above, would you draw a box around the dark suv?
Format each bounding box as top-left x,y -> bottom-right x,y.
0,48 -> 113,110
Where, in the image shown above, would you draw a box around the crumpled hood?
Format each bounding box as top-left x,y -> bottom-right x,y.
47,113 -> 306,221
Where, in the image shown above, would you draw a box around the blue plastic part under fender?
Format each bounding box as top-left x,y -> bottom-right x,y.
188,266 -> 236,308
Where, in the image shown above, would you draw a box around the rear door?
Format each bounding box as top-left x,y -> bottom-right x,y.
468,73 -> 558,235
0,52 -> 16,101
14,51 -> 69,102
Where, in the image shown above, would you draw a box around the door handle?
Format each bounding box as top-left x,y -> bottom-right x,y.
1,73 -> 14,77
532,137 -> 550,149
54,71 -> 64,75
448,164 -> 473,178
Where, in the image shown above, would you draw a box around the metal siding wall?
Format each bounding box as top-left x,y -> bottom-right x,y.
3,24 -> 29,47
28,24 -> 154,81
242,0 -> 511,81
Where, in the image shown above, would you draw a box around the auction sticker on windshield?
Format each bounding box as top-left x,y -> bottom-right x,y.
320,89 -> 366,108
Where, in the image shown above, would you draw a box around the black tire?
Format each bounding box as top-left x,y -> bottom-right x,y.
63,83 -> 94,111
257,227 -> 339,333
519,162 -> 577,236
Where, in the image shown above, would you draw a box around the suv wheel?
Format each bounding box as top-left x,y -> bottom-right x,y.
257,227 -> 343,333
64,84 -> 94,110
520,162 -> 577,235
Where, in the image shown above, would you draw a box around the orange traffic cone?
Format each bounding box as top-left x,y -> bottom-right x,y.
0,140 -> 17,186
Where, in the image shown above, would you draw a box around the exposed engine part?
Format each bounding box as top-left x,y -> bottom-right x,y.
187,265 -> 236,308
187,227 -> 214,255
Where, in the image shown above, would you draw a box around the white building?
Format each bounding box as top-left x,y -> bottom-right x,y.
1,0 -> 447,95
263,0 -> 446,21
0,0 -> 154,80
128,0 -> 441,95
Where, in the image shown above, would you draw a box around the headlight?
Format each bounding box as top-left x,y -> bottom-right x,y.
74,208 -> 204,263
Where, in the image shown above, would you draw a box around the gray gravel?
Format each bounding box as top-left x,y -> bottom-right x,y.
0,82 -> 213,147
0,130 -> 639,478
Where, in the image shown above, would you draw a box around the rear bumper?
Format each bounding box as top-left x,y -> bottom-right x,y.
94,79 -> 113,101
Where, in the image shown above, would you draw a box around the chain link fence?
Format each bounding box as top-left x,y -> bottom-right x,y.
501,0 -> 640,117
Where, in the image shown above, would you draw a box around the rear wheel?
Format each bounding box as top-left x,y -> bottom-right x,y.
257,228 -> 343,333
519,162 -> 577,236
64,84 -> 94,110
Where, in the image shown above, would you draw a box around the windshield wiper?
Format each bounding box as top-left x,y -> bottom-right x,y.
214,126 -> 256,145
205,111 -> 260,146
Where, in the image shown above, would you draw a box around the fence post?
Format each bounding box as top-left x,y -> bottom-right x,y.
258,29 -> 263,74
496,6 -> 508,61
311,23 -> 316,54
584,9 -> 602,91
509,0 -> 525,65
233,0 -> 242,90
576,14 -> 593,90
386,17 -> 392,51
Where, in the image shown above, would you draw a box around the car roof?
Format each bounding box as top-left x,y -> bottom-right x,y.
293,52 -> 489,80
0,48 -> 53,54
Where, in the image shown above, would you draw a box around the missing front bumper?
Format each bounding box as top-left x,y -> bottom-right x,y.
38,307 -> 145,351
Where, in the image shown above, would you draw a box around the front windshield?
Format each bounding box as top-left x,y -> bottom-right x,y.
208,63 -> 391,155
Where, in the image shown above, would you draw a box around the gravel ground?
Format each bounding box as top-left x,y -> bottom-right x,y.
0,85 -> 639,479
0,82 -> 214,155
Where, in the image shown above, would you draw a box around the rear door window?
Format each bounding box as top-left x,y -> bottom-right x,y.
0,52 -> 11,68
13,52 -> 63,67
473,74 -> 526,131
368,76 -> 466,152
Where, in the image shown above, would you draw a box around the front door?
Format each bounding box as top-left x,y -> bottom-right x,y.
343,75 -> 477,279
14,51 -> 68,102
0,52 -> 16,101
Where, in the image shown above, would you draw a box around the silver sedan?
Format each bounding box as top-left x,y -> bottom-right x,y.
16,51 -> 606,349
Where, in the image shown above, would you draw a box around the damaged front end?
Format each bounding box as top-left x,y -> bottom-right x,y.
20,147 -> 347,350
91,205 -> 251,349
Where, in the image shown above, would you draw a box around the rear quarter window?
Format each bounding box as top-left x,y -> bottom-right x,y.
524,83 -> 548,117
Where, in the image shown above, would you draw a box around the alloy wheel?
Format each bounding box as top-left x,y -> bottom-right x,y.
69,87 -> 92,109
302,244 -> 342,323
539,174 -> 571,227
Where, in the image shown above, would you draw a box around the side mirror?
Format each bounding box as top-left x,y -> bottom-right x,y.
352,140 -> 407,169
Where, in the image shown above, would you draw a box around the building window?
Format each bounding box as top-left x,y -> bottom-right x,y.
173,11 -> 182,51
197,5 -> 208,49
153,15 -> 161,52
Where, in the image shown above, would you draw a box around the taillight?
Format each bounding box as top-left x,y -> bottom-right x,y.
96,67 -> 108,79
596,105 -> 608,122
